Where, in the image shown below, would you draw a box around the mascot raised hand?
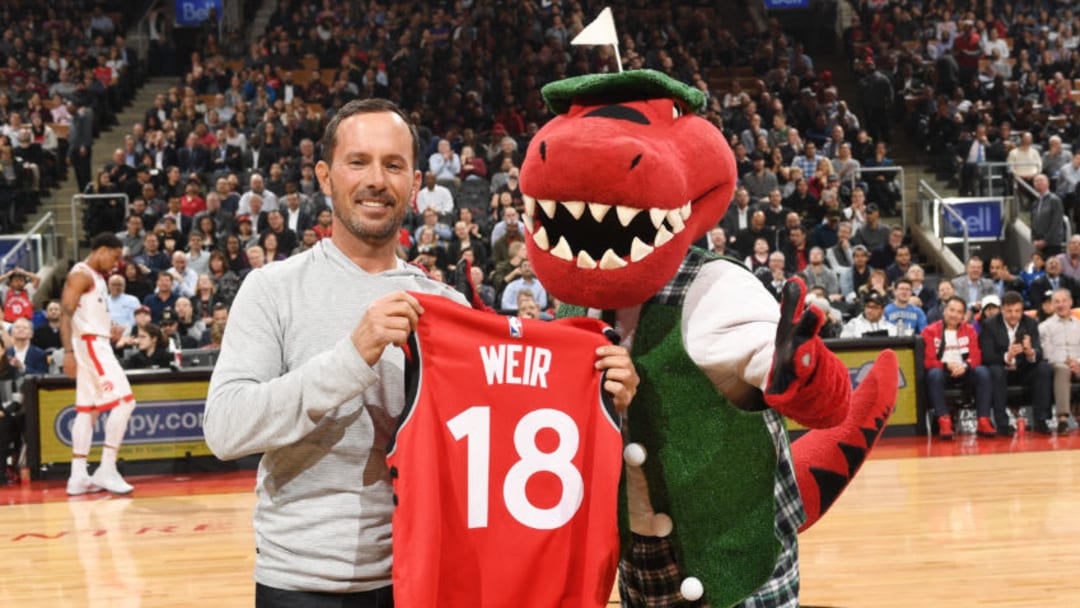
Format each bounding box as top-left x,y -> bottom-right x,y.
518,70 -> 899,607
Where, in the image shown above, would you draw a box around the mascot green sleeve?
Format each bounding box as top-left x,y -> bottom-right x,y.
518,70 -> 899,608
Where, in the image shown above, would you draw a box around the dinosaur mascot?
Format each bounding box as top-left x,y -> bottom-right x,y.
518,70 -> 899,607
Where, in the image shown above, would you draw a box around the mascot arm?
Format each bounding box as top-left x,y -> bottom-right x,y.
764,279 -> 851,428
682,262 -> 780,400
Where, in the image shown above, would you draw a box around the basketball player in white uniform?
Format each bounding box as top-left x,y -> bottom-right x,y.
61,233 -> 137,495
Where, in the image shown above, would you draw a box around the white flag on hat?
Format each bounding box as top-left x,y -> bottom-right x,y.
571,7 -> 622,72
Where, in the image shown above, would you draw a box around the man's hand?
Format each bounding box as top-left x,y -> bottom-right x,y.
1068,358 -> 1080,375
594,345 -> 638,412
63,353 -> 77,379
948,361 -> 966,378
351,291 -> 424,366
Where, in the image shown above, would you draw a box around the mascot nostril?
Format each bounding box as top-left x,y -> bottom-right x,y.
521,68 -> 899,608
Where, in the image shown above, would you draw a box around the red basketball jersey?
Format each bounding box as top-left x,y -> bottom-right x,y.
388,293 -> 622,608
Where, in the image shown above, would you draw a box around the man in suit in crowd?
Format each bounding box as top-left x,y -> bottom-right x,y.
1032,173 -> 1065,258
978,291 -> 1054,435
988,256 -> 1026,297
951,256 -> 996,311
1029,255 -> 1080,309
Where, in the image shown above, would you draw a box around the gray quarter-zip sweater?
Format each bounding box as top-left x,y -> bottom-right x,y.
204,238 -> 466,592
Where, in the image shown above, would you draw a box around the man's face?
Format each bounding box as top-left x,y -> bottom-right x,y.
854,249 -> 869,267
769,255 -> 785,271
1001,301 -> 1023,327
809,248 -> 823,265
889,230 -> 903,249
108,276 -> 124,295
937,280 -> 955,300
172,253 -> 186,272
864,301 -> 884,322
268,211 -> 284,230
943,300 -> 965,328
518,299 -> 541,319
769,190 -> 782,206
896,247 -> 911,265
316,111 -> 418,246
157,274 -> 173,293
1053,290 -> 1074,317
735,190 -> 750,207
175,298 -> 192,318
46,301 -> 61,321
967,259 -> 983,280
710,228 -> 725,248
1069,236 -> 1080,256
1047,257 -> 1062,277
751,211 -> 765,230
894,282 -> 912,303
11,320 -> 31,341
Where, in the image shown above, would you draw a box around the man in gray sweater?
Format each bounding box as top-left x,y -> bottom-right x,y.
204,99 -> 467,606
204,98 -> 639,606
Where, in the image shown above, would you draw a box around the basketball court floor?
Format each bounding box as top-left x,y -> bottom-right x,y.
2,433 -> 1078,607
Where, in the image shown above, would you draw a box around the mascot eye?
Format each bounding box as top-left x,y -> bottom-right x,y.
672,103 -> 683,119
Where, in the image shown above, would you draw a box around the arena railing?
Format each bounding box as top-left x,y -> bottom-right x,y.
917,179 -> 970,263
842,165 -> 906,228
0,212 -> 59,275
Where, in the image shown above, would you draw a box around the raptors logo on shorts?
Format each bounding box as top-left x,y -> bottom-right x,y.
387,293 -> 623,608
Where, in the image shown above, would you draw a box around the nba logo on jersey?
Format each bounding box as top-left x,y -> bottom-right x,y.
507,316 -> 523,338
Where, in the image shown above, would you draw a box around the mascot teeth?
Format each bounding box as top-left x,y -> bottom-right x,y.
655,225 -> 675,247
630,237 -> 654,262
667,209 -> 686,233
617,206 -> 641,227
562,201 -> 586,220
599,249 -> 628,269
588,203 -> 611,223
539,199 -> 557,219
523,194 -> 536,217
551,236 -> 574,261
649,208 -> 666,229
680,201 -> 692,221
532,226 -> 550,250
576,250 -> 597,269
523,213 -> 533,233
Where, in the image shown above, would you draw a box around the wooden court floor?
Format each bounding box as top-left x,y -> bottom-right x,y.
2,436 -> 1078,607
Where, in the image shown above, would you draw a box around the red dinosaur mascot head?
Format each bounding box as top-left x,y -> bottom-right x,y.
520,70 -> 735,309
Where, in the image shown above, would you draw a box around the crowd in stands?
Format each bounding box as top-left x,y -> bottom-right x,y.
68,0 -> 905,329
845,0 -> 1080,220
0,1 -> 144,232
8,0 -> 1080,472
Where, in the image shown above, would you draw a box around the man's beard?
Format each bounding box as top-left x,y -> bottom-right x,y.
334,193 -> 406,244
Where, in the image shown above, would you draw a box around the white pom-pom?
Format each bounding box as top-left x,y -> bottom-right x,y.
623,442 -> 647,466
680,576 -> 704,601
651,512 -> 673,537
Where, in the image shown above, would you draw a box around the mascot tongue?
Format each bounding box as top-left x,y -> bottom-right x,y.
520,70 -> 736,309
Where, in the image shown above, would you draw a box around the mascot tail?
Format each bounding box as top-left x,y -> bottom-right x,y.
792,350 -> 898,532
